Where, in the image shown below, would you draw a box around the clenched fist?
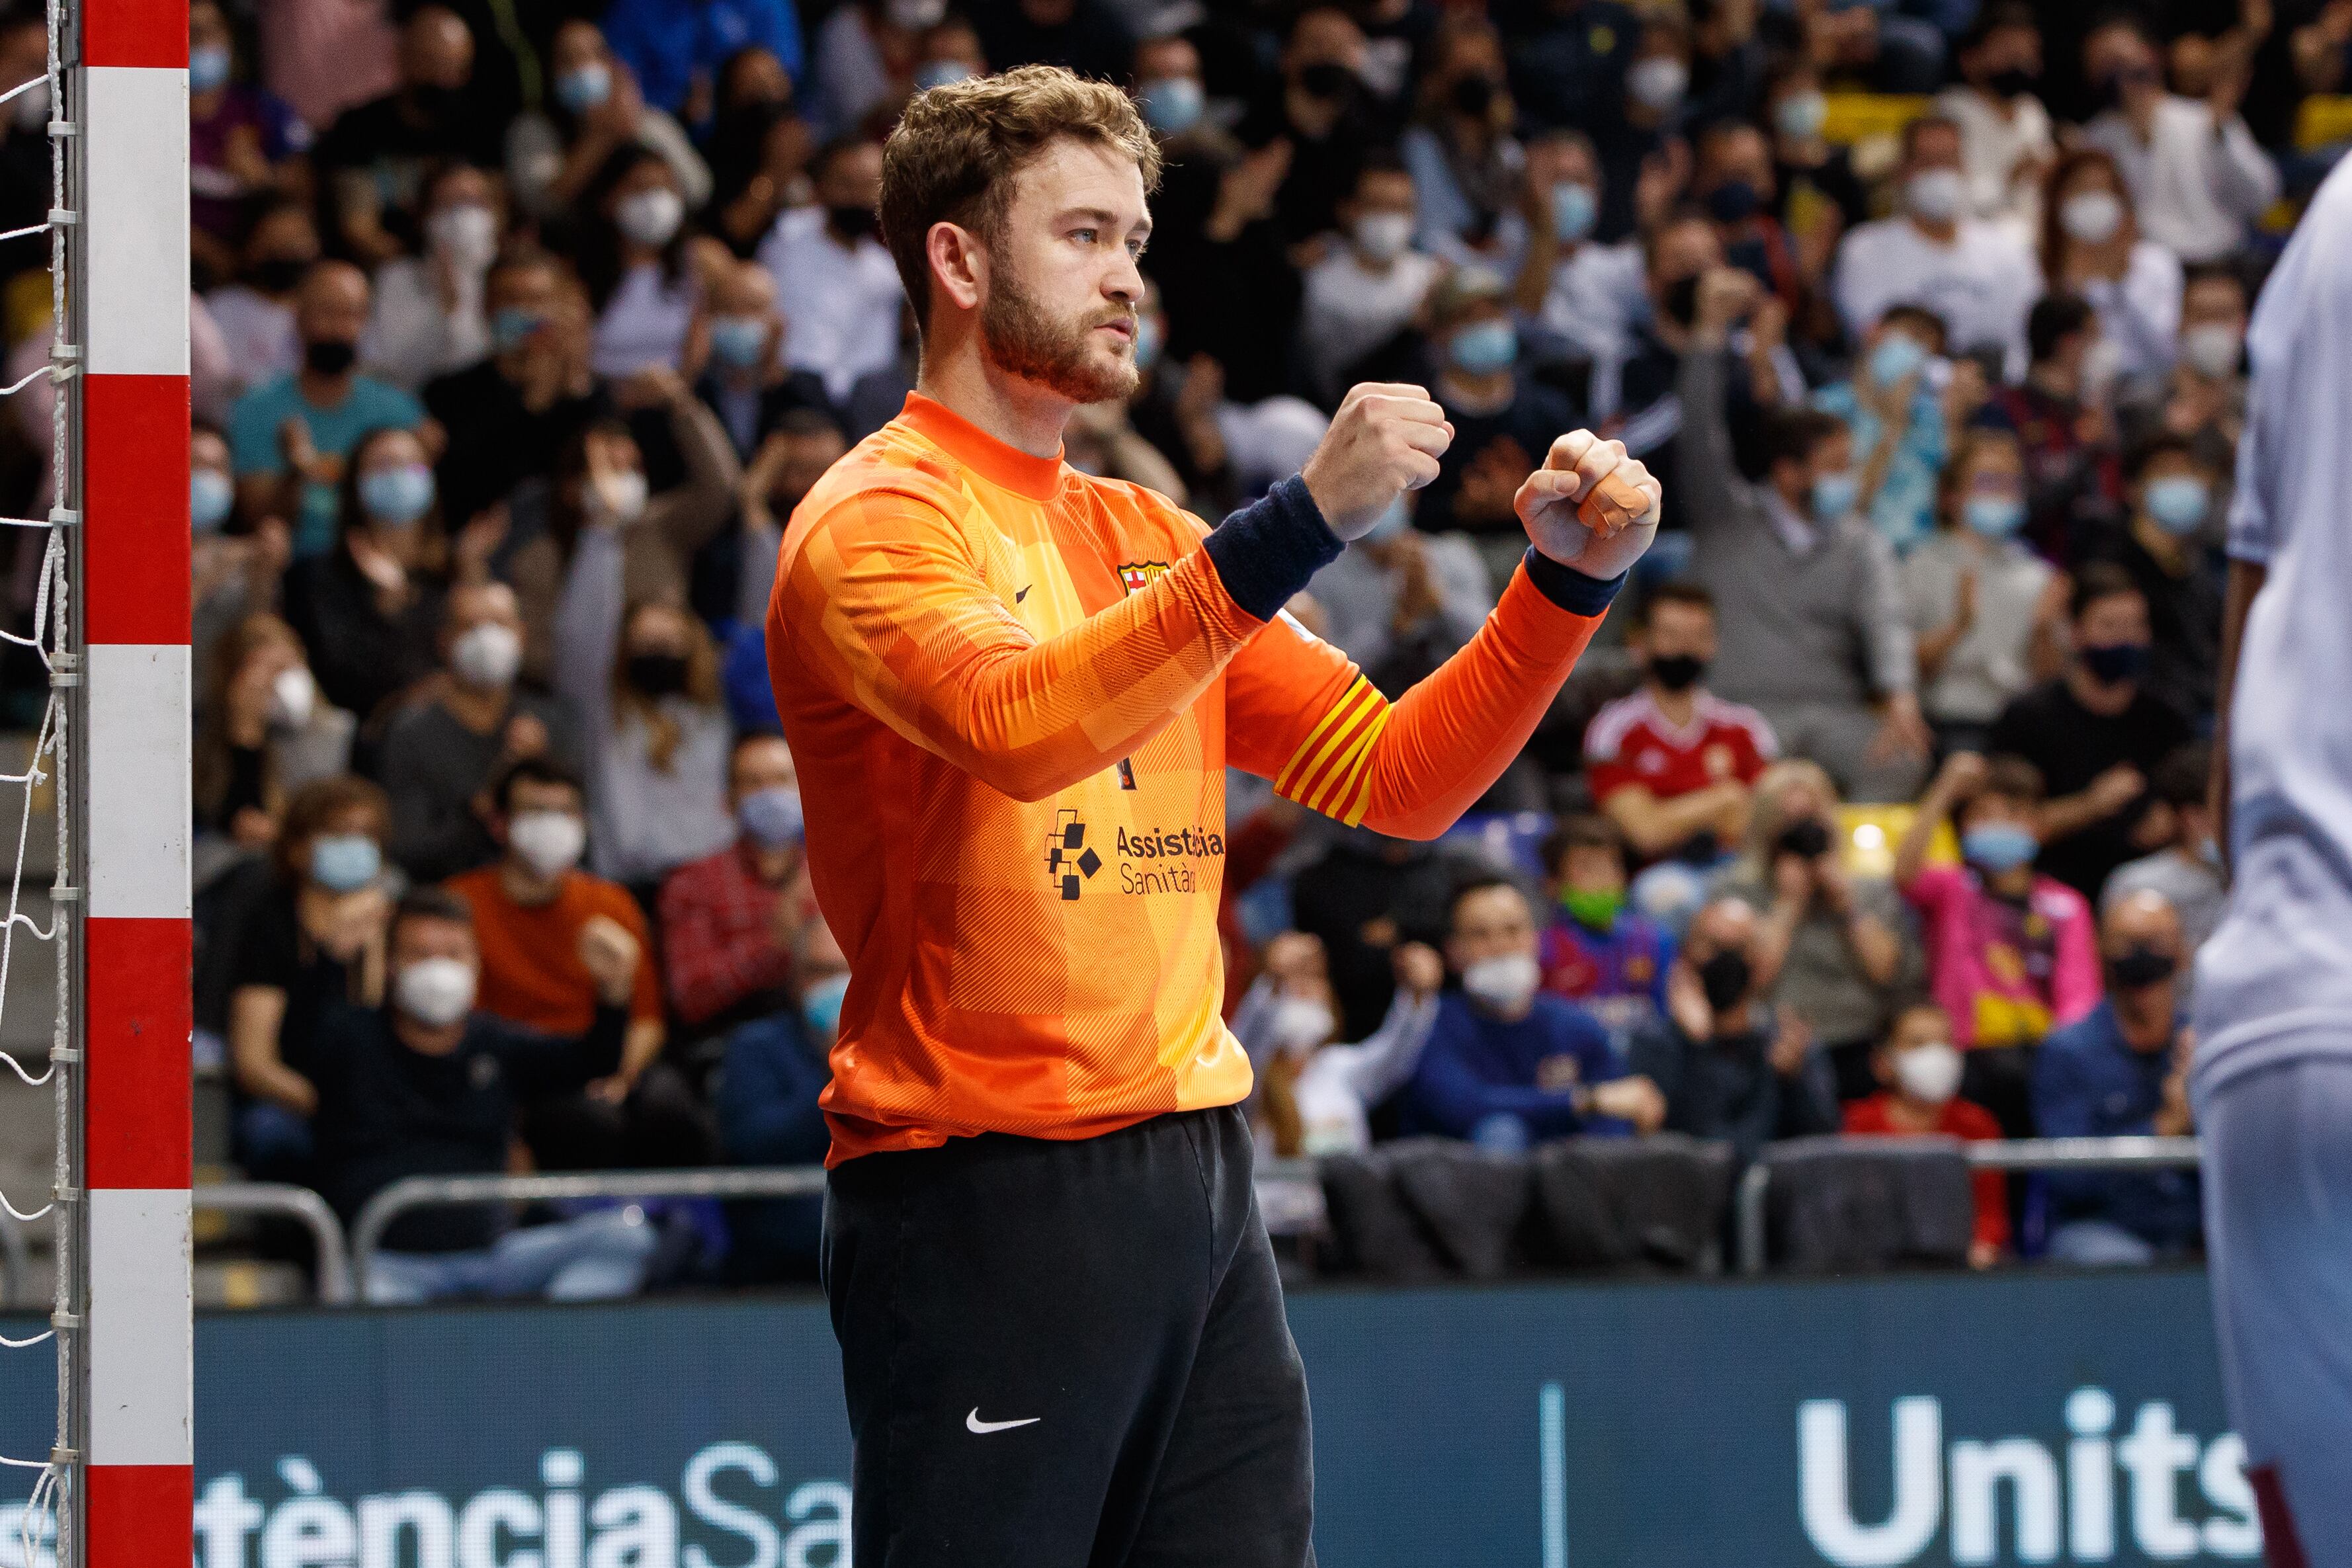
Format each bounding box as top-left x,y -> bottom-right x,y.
1514,430 -> 1662,581
577,914 -> 644,1008
1301,382 -> 1456,540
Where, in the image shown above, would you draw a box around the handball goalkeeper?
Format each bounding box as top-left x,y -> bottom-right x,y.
766,64 -> 1661,1568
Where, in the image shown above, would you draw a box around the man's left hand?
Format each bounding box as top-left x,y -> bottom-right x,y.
1513,431 -> 1661,582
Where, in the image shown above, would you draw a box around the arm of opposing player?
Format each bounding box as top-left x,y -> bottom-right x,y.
1228,550 -> 1619,839
775,479 -> 1338,803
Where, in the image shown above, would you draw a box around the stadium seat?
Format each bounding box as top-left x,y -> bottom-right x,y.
1757,1135 -> 1976,1273
1530,1135 -> 1736,1273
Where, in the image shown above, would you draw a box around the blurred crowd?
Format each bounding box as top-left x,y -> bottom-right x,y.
23,0 -> 2339,1300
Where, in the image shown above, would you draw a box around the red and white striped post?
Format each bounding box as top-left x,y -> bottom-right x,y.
77,0 -> 192,1562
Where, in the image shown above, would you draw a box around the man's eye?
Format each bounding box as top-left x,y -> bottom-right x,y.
1072,227 -> 1097,243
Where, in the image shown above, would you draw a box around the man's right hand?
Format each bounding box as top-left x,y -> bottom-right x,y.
1302,382 -> 1456,540
577,915 -> 644,1008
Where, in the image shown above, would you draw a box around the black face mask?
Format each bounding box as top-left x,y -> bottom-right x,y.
1298,62 -> 1357,103
1986,65 -> 2038,100
1699,949 -> 1752,1014
253,256 -> 308,294
1648,652 -> 1706,692
2079,641 -> 2151,686
1451,73 -> 1496,117
1706,179 -> 1761,225
1777,817 -> 1832,861
627,651 -> 691,696
304,338 -> 358,376
1661,272 -> 1704,328
2107,944 -> 2179,991
827,203 -> 878,241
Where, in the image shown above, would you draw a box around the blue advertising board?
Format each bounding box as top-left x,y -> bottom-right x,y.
0,1268 -> 2248,1567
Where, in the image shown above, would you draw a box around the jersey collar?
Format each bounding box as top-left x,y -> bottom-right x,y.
897,392 -> 1068,503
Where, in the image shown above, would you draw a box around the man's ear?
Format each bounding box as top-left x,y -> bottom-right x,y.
927,220 -> 987,315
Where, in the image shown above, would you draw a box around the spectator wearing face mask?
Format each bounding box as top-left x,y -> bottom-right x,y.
1235,934 -> 1443,1159
704,46 -> 815,258
1605,220 -> 1800,479
1810,305 -> 1951,554
1629,893 -> 1840,1167
2081,15 -> 2278,268
1987,564 -> 2191,901
1843,1001 -> 2009,1268
1237,9 -> 1386,249
1402,878 -> 1667,1149
509,382 -> 740,686
364,163 -> 502,393
507,21 -> 714,226
1515,129 -> 1646,371
1721,759 -> 1915,1101
187,0 -> 311,286
313,7 -> 503,266
192,613 -> 355,890
1904,426 -> 2068,755
423,251 -> 603,526
380,583 -> 577,883
2032,888 -> 2201,1264
601,0 -> 804,121
1399,15 -> 1524,265
281,425 -> 469,726
1694,122 -> 1801,317
2105,742 -> 2224,961
1896,751 -> 2099,1136
1584,581 -> 1776,864
759,136 -> 902,406
1536,815 -> 1675,1045
1414,267 -> 1579,582
660,733 -> 816,1045
2118,263 -> 2247,479
1128,34 -> 1230,247
229,261 -> 427,558
2040,149 -> 2181,392
1935,3 -> 2056,241
1308,498 -> 1494,698
189,422 -> 294,676
1764,60 -> 1869,252
204,202 -> 321,402
222,776 -> 398,1182
717,916 -> 848,1283
694,259 -> 832,460
1678,282 -> 1931,803
1582,19 -> 1692,245
2074,436 -> 2225,721
446,761 -> 677,1171
1832,116 -> 2040,380
1301,155 -> 1441,406
313,887 -> 656,1304
581,147 -> 702,382
1990,293 -> 2126,556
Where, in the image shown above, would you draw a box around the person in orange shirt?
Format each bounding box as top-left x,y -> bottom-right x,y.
774,67 -> 1662,1567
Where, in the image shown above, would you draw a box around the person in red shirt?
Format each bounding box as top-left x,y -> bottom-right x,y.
1843,1000 -> 2009,1266
658,733 -> 818,1046
1583,581 -> 1778,864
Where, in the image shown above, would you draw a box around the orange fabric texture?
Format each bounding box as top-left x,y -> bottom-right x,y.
769,393 -> 1609,1164
444,867 -> 661,1034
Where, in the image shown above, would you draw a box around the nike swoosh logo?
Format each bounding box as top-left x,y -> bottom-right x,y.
1015,585 -> 1030,602
966,1409 -> 1040,1434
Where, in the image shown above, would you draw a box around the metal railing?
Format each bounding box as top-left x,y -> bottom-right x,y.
196,1182 -> 355,1305
1735,1135 -> 2204,1274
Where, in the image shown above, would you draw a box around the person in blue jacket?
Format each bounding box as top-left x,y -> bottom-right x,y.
1401,876 -> 1666,1149
602,0 -> 804,120
716,919 -> 847,1282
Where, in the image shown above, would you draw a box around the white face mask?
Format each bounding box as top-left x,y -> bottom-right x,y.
592,469 -> 650,525
508,809 -> 587,878
1894,1040 -> 1964,1104
1461,953 -> 1540,1014
2059,189 -> 2124,245
396,957 -> 478,1028
1906,168 -> 1966,224
614,187 -> 685,249
1267,995 -> 1337,1053
1626,57 -> 1687,112
268,665 -> 317,729
450,621 -> 523,688
1352,212 -> 1413,264
2180,322 -> 2242,379
429,202 -> 500,270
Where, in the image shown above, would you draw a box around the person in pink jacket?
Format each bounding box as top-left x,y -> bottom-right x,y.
1896,750 -> 2100,1137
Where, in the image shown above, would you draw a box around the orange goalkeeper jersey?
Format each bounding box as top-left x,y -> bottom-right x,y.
768,393 -> 1615,1164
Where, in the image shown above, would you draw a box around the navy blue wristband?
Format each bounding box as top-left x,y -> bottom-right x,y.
1199,475 -> 1343,622
1521,548 -> 1626,616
